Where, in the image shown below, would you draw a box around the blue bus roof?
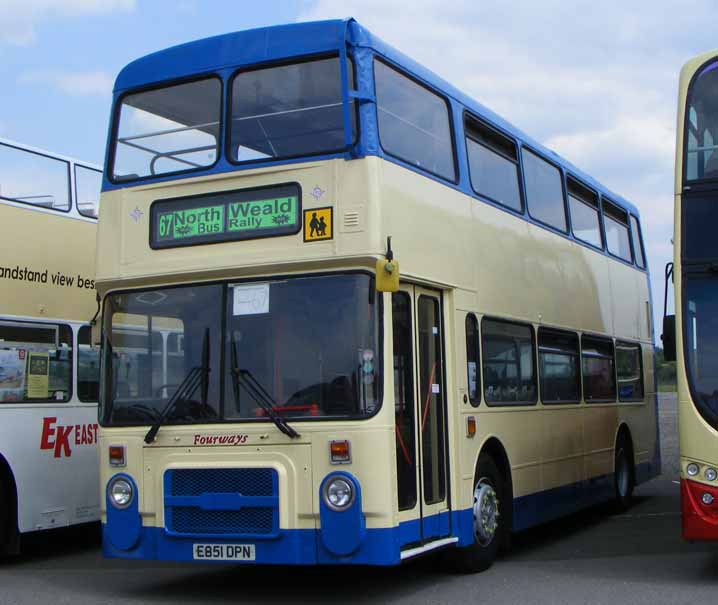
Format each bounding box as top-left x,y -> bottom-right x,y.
115,18 -> 639,218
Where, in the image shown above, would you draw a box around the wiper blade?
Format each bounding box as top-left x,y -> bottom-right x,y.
229,333 -> 299,439
145,328 -> 211,444
144,366 -> 205,444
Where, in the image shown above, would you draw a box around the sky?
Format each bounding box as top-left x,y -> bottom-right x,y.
1,0 -> 716,341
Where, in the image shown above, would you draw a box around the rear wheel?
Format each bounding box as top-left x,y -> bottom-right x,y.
450,455 -> 507,573
613,435 -> 635,512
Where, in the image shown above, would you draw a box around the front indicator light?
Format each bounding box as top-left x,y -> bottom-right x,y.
705,468 -> 718,482
108,477 -> 134,509
687,463 -> 700,477
323,476 -> 355,511
702,492 -> 715,505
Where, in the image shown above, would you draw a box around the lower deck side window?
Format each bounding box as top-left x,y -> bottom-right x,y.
582,336 -> 616,402
616,342 -> 644,401
482,318 -> 536,405
0,321 -> 72,403
538,328 -> 580,403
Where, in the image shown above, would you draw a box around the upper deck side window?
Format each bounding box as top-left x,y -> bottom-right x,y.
111,78 -> 222,182
567,177 -> 602,249
75,165 -> 102,218
465,117 -> 522,212
603,200 -> 633,263
629,215 -> 646,269
374,60 -> 456,182
0,143 -> 70,212
686,59 -> 718,182
229,56 -> 355,164
522,149 -> 567,232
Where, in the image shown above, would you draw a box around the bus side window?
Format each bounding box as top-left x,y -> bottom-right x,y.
568,177 -> 602,249
0,142 -> 70,211
582,336 -> 616,402
603,200 -> 633,263
465,313 -> 480,406
78,325 -> 100,402
482,318 -> 537,406
538,328 -> 580,404
616,342 -> 644,402
0,321 -> 72,403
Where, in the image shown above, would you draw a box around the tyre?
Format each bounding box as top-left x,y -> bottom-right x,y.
0,475 -> 8,555
613,434 -> 635,512
449,454 -> 507,573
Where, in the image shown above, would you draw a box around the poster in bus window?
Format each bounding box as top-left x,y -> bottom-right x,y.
0,349 -> 27,402
26,351 -> 50,399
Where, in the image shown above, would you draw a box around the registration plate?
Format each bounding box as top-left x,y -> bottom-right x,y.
192,543 -> 256,561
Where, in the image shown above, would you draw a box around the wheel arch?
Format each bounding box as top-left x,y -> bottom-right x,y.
475,436 -> 513,533
0,452 -> 20,553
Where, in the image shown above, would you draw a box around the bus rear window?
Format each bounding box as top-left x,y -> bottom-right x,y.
229,57 -> 355,163
111,78 -> 221,181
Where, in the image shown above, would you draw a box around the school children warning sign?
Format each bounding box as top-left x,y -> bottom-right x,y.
303,207 -> 333,242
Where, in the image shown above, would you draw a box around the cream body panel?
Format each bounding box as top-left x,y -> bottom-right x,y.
98,154 -> 655,524
0,204 -> 97,321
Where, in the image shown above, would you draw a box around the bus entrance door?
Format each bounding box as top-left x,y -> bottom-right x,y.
393,286 -> 450,546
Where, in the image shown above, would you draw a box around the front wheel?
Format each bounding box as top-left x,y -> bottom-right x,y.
449,455 -> 507,573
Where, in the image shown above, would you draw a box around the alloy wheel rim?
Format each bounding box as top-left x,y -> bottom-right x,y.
473,478 -> 499,547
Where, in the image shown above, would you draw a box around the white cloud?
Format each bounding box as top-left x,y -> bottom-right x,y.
20,70 -> 114,96
1,0 -> 135,46
300,0 -> 715,339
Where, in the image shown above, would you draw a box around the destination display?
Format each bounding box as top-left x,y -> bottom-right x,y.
150,183 -> 301,249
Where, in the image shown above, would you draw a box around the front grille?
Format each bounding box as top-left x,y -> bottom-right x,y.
171,506 -> 274,535
164,468 -> 278,537
169,468 -> 274,497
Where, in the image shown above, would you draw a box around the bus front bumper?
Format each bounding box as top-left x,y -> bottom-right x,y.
681,478 -> 718,541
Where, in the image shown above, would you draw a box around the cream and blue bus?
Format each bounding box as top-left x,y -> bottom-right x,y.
666,51 -> 718,541
0,138 -> 101,554
97,19 -> 659,571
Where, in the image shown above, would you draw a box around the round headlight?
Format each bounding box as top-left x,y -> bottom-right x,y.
108,477 -> 134,509
323,476 -> 355,511
702,492 -> 714,505
706,468 -> 718,482
687,463 -> 700,477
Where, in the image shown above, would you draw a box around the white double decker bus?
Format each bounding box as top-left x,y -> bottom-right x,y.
0,139 -> 102,553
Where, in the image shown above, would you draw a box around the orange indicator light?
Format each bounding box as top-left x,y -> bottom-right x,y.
467,416 -> 476,438
330,440 -> 351,464
109,445 -> 126,467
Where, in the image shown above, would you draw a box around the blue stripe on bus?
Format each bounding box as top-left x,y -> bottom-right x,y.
103,461 -> 658,565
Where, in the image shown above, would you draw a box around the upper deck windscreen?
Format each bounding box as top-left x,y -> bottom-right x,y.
686,59 -> 718,182
229,57 -> 355,163
111,78 -> 222,181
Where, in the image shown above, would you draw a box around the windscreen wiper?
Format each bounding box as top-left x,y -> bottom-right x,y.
230,335 -> 300,439
144,328 -> 211,444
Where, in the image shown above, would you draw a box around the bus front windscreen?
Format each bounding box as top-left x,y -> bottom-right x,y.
684,274 -> 718,429
101,274 -> 381,426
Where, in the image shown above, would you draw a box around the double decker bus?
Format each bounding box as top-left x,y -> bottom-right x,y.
97,19 -> 659,571
667,52 -> 718,540
0,139 -> 102,554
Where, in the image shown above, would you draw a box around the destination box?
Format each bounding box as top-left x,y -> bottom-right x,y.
150,183 -> 301,249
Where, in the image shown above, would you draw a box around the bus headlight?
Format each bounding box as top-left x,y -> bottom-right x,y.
687,463 -> 700,477
705,468 -> 718,482
323,476 -> 355,511
108,477 -> 134,509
